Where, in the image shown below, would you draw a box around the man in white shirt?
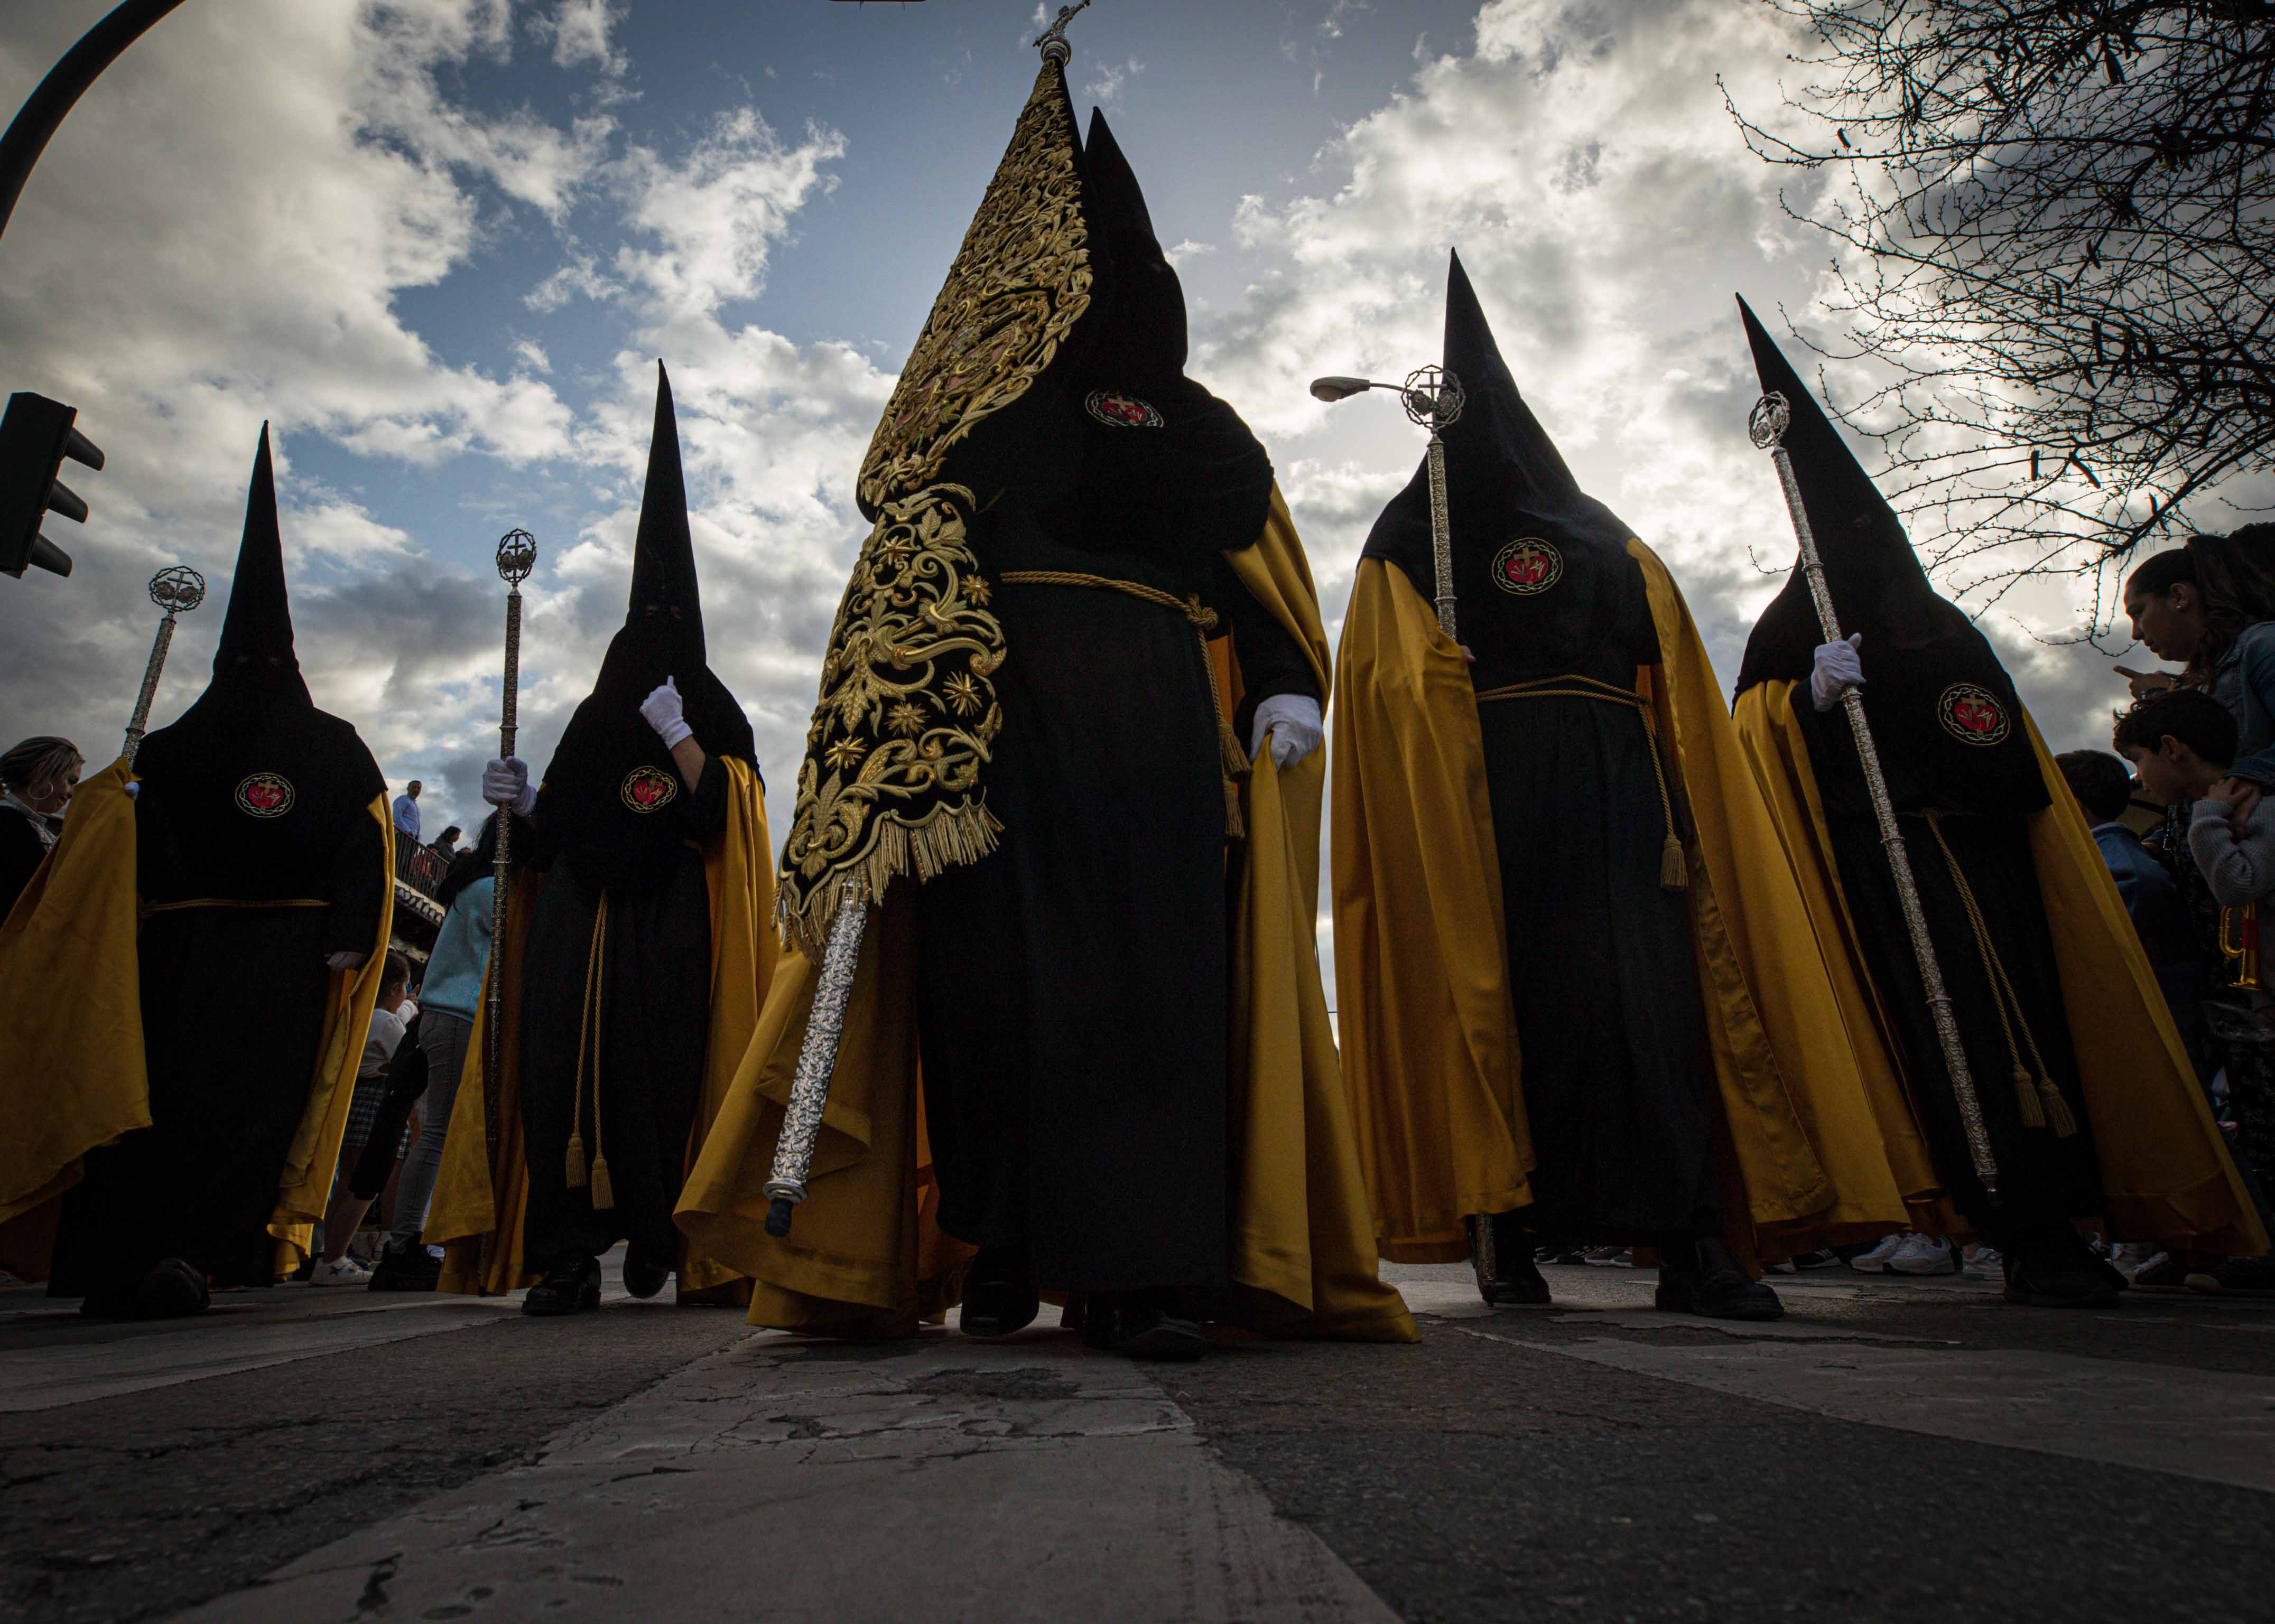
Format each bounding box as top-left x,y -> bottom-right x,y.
391,781 -> 422,845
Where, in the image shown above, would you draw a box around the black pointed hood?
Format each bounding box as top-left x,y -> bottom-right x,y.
133,424 -> 385,901
625,363 -> 704,657
1041,108 -> 1273,564
210,424 -> 307,692
1362,250 -> 1643,674
1732,296 -> 1971,695
1732,298 -> 2044,815
537,362 -> 756,893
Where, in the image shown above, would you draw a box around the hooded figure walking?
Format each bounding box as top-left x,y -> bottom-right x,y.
0,428 -> 394,1315
460,363 -> 774,1315
1334,255 -> 1909,1317
677,49 -> 1415,1359
1729,300 -> 2266,1303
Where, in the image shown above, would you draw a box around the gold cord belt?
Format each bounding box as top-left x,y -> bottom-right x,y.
140,897 -> 327,916
565,893 -> 615,1209
1472,674 -> 1686,891
1919,809 -> 2077,1138
997,570 -> 1250,837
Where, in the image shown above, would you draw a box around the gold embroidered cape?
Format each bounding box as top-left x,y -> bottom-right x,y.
1733,680 -> 2269,1253
0,760 -> 393,1280
677,491 -> 1417,1343
777,57 -> 1095,948
425,758 -> 777,1296
1331,547 -> 1911,1265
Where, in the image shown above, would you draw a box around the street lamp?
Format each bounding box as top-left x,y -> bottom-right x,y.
1310,366 -> 1464,638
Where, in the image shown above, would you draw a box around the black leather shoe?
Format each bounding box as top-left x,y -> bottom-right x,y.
1468,1215 -> 1552,1305
367,1239 -> 441,1293
134,1259 -> 210,1319
1656,1237 -> 1784,1321
2002,1231 -> 2122,1309
621,1249 -> 671,1301
1086,1291 -> 1206,1361
960,1247 -> 1039,1338
523,1255 -> 602,1317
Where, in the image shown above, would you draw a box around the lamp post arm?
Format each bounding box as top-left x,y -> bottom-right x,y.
0,0 -> 190,248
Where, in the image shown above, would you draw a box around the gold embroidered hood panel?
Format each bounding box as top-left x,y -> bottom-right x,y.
777,59 -> 1094,949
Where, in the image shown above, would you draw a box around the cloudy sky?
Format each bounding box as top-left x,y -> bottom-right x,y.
0,0 -> 2184,869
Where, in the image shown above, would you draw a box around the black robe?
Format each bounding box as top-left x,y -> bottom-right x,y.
49,797 -> 386,1295
1789,658 -> 2103,1235
1459,552 -> 1718,1243
914,502 -> 1315,1295
517,754 -> 727,1275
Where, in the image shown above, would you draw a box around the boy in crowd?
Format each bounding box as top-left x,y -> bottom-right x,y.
2058,749 -> 2203,1052
2115,690 -> 2275,1292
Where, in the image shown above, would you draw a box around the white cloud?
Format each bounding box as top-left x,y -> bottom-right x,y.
1165,239 -> 1217,268
1085,56 -> 1144,108
533,0 -> 626,76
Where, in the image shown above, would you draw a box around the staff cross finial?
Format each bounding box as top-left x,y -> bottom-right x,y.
1033,1 -> 1091,64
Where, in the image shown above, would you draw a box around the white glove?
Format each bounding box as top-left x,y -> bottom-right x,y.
640,677 -> 693,749
483,757 -> 536,815
123,781 -> 140,800
1250,693 -> 1324,769
326,950 -> 367,972
1809,634 -> 1865,713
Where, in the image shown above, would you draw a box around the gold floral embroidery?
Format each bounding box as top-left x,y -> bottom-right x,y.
777,58 -> 1093,948
777,484 -> 1009,946
855,67 -> 1092,510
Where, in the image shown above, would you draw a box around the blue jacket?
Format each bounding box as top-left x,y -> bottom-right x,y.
2209,620 -> 2275,787
421,874 -> 494,1023
2092,821 -> 2203,1012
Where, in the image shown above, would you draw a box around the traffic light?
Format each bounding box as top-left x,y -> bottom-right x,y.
0,391 -> 103,580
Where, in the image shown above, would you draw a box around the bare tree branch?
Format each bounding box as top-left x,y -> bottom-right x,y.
1728,1 -> 2275,601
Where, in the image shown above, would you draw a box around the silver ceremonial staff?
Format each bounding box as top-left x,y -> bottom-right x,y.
1311,364 -> 1502,1288
121,566 -> 205,764
1311,368 -> 1466,637
764,1 -> 1103,1242
487,528 -> 536,1183
1747,391 -> 1998,1193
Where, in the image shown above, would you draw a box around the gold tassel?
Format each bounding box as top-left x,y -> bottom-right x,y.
589,1154 -> 615,1211
2037,1077 -> 2079,1138
565,1134 -> 588,1188
1218,721 -> 1249,841
1659,834 -> 1687,892
2012,1067 -> 2045,1130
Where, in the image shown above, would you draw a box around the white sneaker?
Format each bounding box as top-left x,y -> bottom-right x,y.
1848,1233 -> 1910,1273
1886,1234 -> 1959,1275
309,1255 -> 372,1287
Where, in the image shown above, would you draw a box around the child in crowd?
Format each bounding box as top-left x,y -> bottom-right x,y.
2115,689 -> 2275,1293
2058,748 -> 2202,1037
308,953 -> 414,1286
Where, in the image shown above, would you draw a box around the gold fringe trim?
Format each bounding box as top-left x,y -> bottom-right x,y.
777,798 -> 1005,956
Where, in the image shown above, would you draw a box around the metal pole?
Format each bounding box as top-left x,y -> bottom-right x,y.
0,0 -> 190,248
764,881 -> 868,1237
122,565 -> 202,764
487,530 -> 536,1184
1748,393 -> 1998,1194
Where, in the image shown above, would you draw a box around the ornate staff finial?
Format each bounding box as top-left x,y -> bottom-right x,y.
1033,0 -> 1091,65
1401,365 -> 1465,432
496,527 -> 536,586
123,565 -> 209,763
1748,390 -> 1792,452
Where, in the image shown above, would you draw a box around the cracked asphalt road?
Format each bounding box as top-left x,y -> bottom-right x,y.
0,1285 -> 751,1624
6,1259 -> 2274,1623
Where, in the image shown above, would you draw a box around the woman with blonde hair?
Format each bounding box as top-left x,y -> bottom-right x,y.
0,735 -> 82,917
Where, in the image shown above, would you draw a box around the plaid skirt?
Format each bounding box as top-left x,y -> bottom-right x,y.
342,1071 -> 412,1164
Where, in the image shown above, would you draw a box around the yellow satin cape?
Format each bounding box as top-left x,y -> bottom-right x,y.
425,757 -> 777,1297
1331,546 -> 1910,1266
0,759 -> 393,1280
1733,679 -> 2269,1254
676,488 -> 1418,1343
